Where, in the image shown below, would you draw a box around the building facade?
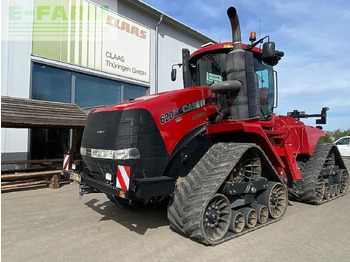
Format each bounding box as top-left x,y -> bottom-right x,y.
1,0 -> 214,161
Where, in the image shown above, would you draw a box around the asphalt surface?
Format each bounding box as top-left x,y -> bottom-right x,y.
2,159 -> 350,262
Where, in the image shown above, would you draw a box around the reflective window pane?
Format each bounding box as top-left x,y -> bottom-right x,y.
30,129 -> 69,160
124,83 -> 147,101
75,73 -> 121,108
32,63 -> 71,102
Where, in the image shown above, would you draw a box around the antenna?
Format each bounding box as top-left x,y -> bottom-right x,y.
259,19 -> 262,48
259,19 -> 261,39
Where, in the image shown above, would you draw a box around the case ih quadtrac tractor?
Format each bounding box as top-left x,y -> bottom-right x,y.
78,7 -> 349,245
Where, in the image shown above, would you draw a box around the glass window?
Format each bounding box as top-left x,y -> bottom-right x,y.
75,73 -> 121,108
336,138 -> 350,145
194,53 -> 227,86
254,59 -> 274,119
124,83 -> 147,101
32,63 -> 71,102
31,63 -> 147,160
30,129 -> 69,160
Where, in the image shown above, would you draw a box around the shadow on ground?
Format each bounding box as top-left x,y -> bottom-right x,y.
84,198 -> 169,235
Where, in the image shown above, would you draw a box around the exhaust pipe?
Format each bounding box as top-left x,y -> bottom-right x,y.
226,6 -> 259,120
211,6 -> 259,121
227,7 -> 242,50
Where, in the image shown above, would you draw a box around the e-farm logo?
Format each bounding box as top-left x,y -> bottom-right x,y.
5,0 -> 108,40
9,4 -> 104,21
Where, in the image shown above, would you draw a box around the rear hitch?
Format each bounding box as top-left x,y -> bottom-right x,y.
79,183 -> 94,195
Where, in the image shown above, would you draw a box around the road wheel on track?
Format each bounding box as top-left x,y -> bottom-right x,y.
330,185 -> 336,198
335,185 -> 341,196
258,182 -> 287,219
240,208 -> 258,228
229,211 -> 245,233
324,186 -> 330,200
201,194 -> 232,243
316,175 -> 326,202
251,203 -> 269,224
335,169 -> 349,194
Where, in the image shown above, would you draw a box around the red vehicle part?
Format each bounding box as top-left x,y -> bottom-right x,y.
92,86 -> 217,155
78,6 -> 349,246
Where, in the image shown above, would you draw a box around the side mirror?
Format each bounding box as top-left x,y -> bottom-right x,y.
262,42 -> 275,58
171,68 -> 177,81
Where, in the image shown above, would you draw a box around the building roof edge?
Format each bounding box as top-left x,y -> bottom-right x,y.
123,0 -> 217,44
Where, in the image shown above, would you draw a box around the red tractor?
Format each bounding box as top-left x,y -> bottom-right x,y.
78,7 -> 349,245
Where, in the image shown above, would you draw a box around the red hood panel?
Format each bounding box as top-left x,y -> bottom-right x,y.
91,87 -> 218,154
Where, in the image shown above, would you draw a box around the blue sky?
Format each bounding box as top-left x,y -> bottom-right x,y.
142,0 -> 350,131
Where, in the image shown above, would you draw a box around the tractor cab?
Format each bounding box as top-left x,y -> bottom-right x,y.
172,35 -> 284,121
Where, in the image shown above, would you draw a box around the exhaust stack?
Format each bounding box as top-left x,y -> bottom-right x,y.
211,6 -> 259,121
227,7 -> 242,50
225,6 -> 259,120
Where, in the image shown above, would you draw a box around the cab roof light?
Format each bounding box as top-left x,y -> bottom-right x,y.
249,31 -> 257,43
201,42 -> 215,48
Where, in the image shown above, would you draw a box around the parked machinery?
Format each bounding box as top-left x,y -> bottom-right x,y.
77,7 -> 349,245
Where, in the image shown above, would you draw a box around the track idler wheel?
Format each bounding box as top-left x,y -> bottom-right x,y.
251,203 -> 269,224
229,211 -> 245,233
202,194 -> 231,242
258,182 -> 287,219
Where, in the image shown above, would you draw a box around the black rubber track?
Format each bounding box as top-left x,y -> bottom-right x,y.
299,143 -> 347,205
287,160 -> 306,202
167,142 -> 284,245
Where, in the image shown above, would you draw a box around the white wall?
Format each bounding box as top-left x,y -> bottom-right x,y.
1,0 -> 33,97
157,24 -> 204,92
1,0 -> 33,159
1,0 -> 211,159
117,0 -> 207,94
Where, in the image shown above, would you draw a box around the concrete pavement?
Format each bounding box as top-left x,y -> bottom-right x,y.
2,160 -> 350,262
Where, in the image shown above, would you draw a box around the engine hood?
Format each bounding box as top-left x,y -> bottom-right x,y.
89,86 -> 217,154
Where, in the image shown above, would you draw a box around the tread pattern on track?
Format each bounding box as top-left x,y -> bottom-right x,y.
300,143 -> 339,204
167,142 -> 264,245
288,161 -> 306,201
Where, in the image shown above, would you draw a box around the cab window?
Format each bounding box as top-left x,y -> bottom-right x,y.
192,52 -> 275,119
254,60 -> 274,119
194,53 -> 227,86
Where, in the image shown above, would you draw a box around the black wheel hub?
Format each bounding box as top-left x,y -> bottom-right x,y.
271,194 -> 278,205
208,210 -> 219,224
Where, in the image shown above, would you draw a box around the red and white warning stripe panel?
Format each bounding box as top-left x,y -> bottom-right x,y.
116,165 -> 131,190
63,154 -> 70,171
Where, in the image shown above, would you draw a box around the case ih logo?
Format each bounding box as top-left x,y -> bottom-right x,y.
160,99 -> 205,124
